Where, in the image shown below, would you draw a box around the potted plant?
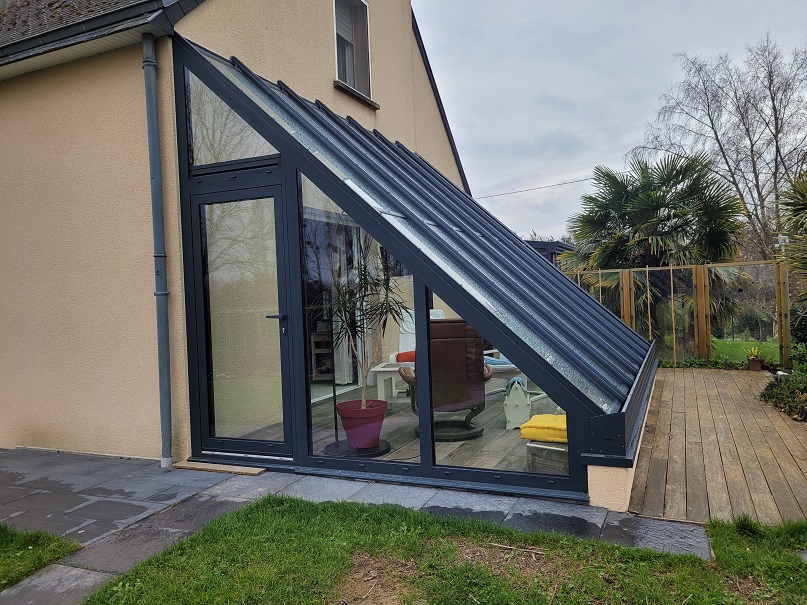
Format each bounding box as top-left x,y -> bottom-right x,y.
324,231 -> 409,450
746,346 -> 764,371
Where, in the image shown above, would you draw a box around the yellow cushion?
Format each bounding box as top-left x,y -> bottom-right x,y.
520,414 -> 568,443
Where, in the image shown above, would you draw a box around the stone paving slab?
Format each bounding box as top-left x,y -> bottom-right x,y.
4,491 -> 94,514
64,520 -> 120,545
278,475 -> 369,502
140,493 -> 246,533
63,524 -> 191,574
0,510 -> 92,536
200,471 -> 301,502
599,511 -> 711,559
68,498 -> 167,524
0,564 -> 114,605
421,489 -> 519,524
0,485 -> 38,505
348,482 -> 439,509
14,475 -> 110,493
503,497 -> 609,539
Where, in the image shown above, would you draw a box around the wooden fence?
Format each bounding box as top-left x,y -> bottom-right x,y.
567,261 -> 792,368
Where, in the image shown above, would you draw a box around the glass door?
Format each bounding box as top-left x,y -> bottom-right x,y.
190,186 -> 293,455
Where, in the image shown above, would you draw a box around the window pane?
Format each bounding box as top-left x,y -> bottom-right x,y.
427,294 -> 569,476
187,69 -> 277,166
203,198 -> 284,440
300,175 -> 416,461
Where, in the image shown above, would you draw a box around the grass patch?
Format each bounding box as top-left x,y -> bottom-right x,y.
0,522 -> 79,591
712,338 -> 779,364
80,496 -> 807,604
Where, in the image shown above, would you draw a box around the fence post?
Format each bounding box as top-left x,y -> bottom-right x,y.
776,262 -> 793,370
619,269 -> 634,329
693,265 -> 711,359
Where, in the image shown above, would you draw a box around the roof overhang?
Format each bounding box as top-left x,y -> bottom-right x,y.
0,0 -> 205,82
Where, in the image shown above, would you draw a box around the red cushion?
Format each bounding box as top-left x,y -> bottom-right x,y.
397,350 -> 416,362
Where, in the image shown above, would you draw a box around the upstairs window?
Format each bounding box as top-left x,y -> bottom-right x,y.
335,0 -> 371,98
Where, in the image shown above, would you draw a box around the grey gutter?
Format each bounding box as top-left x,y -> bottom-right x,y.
142,33 -> 173,468
411,11 -> 472,196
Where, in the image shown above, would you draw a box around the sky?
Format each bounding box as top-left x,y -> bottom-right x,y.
410,0 -> 807,239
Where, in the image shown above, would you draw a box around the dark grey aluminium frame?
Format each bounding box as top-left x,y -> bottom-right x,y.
173,36 -> 656,500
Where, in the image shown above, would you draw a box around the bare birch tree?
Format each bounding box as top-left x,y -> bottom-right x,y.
636,35 -> 807,259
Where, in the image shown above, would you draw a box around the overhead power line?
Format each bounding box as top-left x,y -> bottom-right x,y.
475,176 -> 593,199
476,171 -> 630,200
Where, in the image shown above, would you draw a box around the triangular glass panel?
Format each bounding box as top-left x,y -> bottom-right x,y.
186,69 -> 278,166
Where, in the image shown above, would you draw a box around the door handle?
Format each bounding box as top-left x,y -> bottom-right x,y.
265,314 -> 287,320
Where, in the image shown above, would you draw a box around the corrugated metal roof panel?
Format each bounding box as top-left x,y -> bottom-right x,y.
190,41 -> 655,416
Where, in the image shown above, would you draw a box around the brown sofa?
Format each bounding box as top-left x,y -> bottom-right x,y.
398,319 -> 492,441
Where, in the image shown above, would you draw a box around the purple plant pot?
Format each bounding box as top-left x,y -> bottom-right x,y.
335,399 -> 388,449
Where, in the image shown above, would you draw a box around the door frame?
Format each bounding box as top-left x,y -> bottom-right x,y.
184,161 -> 300,458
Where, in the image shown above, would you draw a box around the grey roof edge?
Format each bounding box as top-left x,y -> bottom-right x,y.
411,11 -> 472,196
0,0 -> 206,70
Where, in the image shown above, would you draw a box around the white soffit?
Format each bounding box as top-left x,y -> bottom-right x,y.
0,25 -> 164,82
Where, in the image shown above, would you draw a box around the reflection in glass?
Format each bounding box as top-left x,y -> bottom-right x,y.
633,267 -> 696,363
300,176 -> 416,460
709,264 -> 779,365
203,198 -> 284,440
422,296 -> 569,476
187,70 -> 277,165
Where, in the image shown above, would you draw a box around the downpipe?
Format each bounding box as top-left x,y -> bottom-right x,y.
142,33 -> 173,468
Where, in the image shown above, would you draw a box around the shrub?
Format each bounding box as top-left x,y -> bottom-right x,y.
760,370 -> 807,421
790,306 -> 807,344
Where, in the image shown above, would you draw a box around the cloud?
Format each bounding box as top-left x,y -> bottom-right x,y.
412,0 -> 807,237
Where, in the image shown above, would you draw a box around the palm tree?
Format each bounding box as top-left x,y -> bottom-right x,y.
782,176 -> 807,284
565,154 -> 744,355
565,154 -> 743,270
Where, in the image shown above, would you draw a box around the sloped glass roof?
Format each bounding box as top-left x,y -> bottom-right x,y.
187,41 -> 655,416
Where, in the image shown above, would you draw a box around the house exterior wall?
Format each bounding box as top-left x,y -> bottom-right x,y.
0,0 -> 468,461
174,0 -> 465,188
0,44 -> 162,458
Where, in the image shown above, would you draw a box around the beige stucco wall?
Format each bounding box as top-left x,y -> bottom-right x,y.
587,382 -> 655,511
175,0 -> 465,188
0,45 -> 162,457
0,0 -> 467,462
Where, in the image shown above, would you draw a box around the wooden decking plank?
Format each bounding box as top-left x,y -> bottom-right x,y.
672,367 -> 686,414
720,372 -> 782,525
733,383 -> 806,520
629,371 -> 664,513
642,456 -> 669,518
697,370 -> 733,521
684,370 -> 710,523
664,406 -> 688,519
709,371 -> 757,520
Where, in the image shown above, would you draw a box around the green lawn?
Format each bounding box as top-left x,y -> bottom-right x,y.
0,523 -> 79,591
712,338 -> 780,364
80,496 -> 807,605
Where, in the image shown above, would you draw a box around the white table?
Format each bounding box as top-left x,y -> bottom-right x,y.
369,362 -> 414,400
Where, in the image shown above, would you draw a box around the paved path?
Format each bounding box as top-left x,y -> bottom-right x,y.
0,448 -> 710,605
630,369 -> 807,524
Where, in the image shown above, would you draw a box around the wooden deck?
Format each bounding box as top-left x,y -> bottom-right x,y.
630,368 -> 807,524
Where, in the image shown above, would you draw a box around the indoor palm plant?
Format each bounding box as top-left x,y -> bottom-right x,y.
324,231 -> 409,450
